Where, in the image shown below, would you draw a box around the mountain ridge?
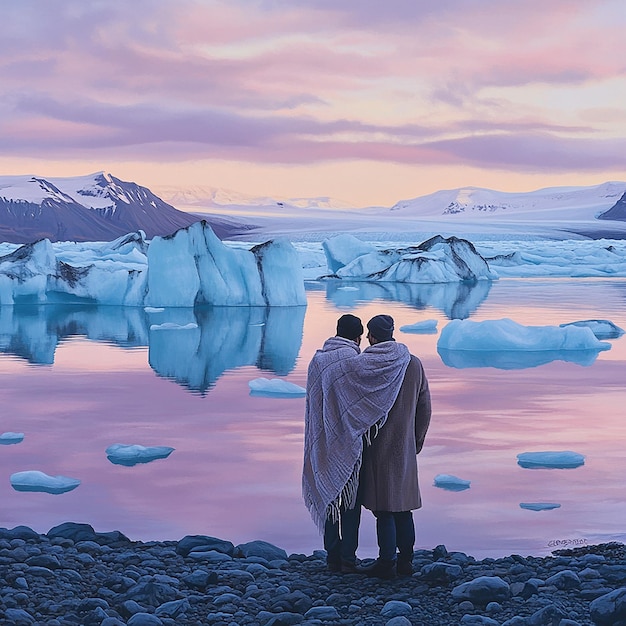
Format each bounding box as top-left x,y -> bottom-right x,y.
0,172 -> 251,243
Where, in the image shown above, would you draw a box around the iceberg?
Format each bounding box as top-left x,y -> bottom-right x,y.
248,378 -> 306,397
321,234 -> 496,283
145,221 -> 306,307
0,222 -> 306,307
400,319 -> 438,334
520,503 -> 561,511
559,319 -> 624,340
106,444 -> 175,467
0,432 -> 24,445
433,474 -> 471,491
438,318 -> 612,352
322,234 -> 376,273
517,451 -> 585,469
10,470 -> 80,494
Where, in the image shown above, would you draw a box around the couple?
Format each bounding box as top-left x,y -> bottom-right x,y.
302,313 -> 432,579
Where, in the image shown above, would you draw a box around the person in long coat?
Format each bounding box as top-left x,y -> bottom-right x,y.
357,314 -> 432,579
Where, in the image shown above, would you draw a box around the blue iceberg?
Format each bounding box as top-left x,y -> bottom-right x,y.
520,502 -> 561,511
433,474 -> 471,491
10,470 -> 80,494
400,319 -> 438,334
248,378 -> 306,397
517,451 -> 585,469
106,443 -> 175,467
0,432 -> 24,445
438,318 -> 611,370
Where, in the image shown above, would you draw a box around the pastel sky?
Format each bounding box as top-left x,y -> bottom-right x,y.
2,0 -> 626,206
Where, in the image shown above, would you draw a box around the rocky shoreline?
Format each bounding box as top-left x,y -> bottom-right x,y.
1,523 -> 625,626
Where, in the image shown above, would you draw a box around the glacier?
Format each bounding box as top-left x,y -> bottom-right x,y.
0,221 -> 305,307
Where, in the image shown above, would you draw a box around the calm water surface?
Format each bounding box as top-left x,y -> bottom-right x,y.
1,278 -> 625,559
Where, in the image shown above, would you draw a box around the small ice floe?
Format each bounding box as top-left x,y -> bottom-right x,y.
559,319 -> 625,340
144,306 -> 165,313
520,502 -> 561,511
433,474 -> 471,491
149,322 -> 198,331
106,444 -> 175,467
517,451 -> 585,469
10,470 -> 80,494
400,319 -> 438,334
248,378 -> 306,398
0,432 -> 24,445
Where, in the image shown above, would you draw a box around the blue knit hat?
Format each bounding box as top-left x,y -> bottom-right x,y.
367,314 -> 395,341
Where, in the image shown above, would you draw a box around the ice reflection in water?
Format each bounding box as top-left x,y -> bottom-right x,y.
0,279 -> 625,559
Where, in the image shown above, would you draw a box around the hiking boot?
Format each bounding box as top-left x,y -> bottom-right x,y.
327,560 -> 342,573
397,559 -> 413,576
340,560 -> 359,574
357,558 -> 396,579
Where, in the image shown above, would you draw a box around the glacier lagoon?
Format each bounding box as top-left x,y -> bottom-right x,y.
1,278 -> 625,559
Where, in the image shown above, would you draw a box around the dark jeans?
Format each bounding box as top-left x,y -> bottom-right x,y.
324,505 -> 361,565
373,510 -> 415,562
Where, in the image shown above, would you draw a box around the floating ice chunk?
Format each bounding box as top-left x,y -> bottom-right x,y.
433,474 -> 471,491
520,502 -> 561,511
144,306 -> 165,313
517,451 -> 585,469
106,444 -> 175,467
10,470 -> 80,494
150,322 -> 198,331
559,319 -> 624,340
248,378 -> 306,397
400,319 -> 438,334
0,432 -> 24,445
438,318 -> 611,352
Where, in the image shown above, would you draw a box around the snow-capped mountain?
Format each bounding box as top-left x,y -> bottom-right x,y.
0,173 -> 249,243
389,181 -> 626,221
155,185 -> 354,212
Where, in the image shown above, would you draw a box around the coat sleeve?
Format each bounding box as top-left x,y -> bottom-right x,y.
414,360 -> 432,454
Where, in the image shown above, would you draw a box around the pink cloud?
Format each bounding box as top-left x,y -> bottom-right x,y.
1,0 -> 625,180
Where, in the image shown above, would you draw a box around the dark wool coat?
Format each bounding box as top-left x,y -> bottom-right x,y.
358,353 -> 431,512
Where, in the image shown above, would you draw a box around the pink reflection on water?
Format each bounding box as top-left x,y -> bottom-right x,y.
1,281 -> 625,559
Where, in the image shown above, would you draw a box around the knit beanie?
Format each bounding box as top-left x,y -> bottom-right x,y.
367,314 -> 395,341
336,314 -> 363,340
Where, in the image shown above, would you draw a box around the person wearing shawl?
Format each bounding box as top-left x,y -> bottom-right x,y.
303,312 -> 427,576
302,314 -> 364,572
357,314 -> 432,579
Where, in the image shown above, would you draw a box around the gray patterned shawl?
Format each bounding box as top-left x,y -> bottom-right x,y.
302,340 -> 411,532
